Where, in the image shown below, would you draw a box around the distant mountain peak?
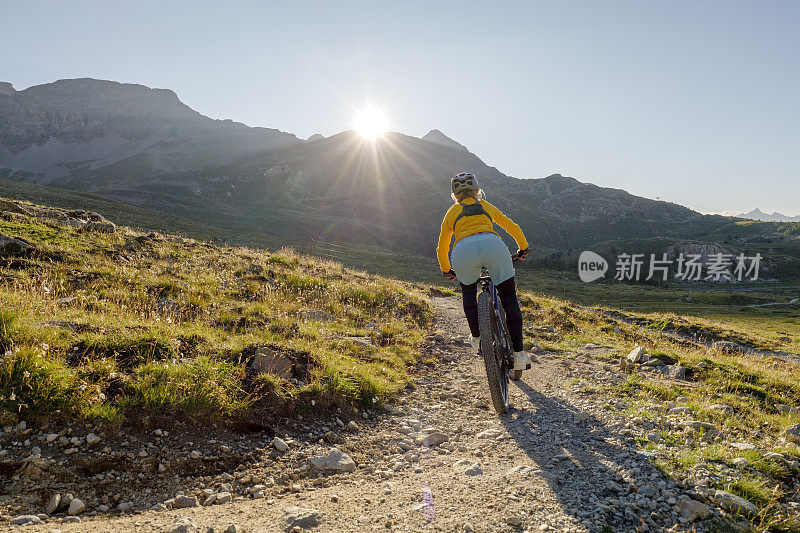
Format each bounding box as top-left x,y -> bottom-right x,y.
306,133 -> 324,142
421,129 -> 469,152
0,82 -> 15,96
737,208 -> 800,222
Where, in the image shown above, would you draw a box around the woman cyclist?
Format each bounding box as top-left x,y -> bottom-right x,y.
436,172 -> 532,371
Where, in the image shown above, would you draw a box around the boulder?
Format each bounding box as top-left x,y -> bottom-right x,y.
713,340 -> 739,352
0,199 -> 31,215
309,448 -> 356,472
282,506 -> 323,531
784,424 -> 800,444
0,233 -> 31,257
664,365 -> 686,379
83,221 -> 116,233
250,347 -> 293,378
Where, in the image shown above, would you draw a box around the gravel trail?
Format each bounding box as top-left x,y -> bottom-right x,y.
5,296 -> 723,532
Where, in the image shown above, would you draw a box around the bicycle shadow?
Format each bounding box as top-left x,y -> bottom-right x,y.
499,378 -> 690,532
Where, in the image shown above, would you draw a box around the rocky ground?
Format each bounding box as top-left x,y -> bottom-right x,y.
1,297 -> 762,532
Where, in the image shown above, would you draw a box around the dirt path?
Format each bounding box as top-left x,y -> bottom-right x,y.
6,297 -> 725,532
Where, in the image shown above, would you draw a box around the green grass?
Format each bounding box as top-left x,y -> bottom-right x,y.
513,283 -> 800,530
0,197 -> 435,423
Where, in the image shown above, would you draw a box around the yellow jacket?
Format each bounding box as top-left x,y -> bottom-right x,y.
436,197 -> 529,272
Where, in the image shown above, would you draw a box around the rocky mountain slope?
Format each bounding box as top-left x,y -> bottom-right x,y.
1,78 -> 797,267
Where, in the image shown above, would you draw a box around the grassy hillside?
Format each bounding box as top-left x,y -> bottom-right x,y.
0,198 -> 434,425
515,291 -> 800,530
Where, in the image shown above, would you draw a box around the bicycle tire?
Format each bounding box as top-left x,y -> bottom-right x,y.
496,301 -> 521,381
477,290 -> 508,415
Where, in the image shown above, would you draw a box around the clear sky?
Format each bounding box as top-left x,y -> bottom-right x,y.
3,1 -> 798,215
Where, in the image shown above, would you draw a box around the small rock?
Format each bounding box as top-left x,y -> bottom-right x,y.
45,493 -> 61,514
168,517 -> 198,533
117,501 -> 134,512
272,437 -> 289,452
678,420 -> 717,432
464,463 -> 483,476
216,492 -> 233,505
422,432 -> 449,447
189,450 -> 201,459
664,364 -> 687,379
627,346 -> 646,364
714,490 -> 759,516
732,457 -> 749,468
223,525 -> 244,533
173,495 -> 199,508
85,433 -> 101,445
281,506 -> 323,530
709,403 -> 734,414
309,448 -> 356,472
11,515 -> 43,525
67,498 -> 85,515
645,431 -> 662,444
677,497 -> 711,522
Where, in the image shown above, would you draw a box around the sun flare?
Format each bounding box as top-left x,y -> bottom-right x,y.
354,106 -> 389,140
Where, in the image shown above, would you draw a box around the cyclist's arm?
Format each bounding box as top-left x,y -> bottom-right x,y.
483,201 -> 529,250
436,211 -> 455,272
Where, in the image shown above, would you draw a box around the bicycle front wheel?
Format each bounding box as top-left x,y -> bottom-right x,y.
477,290 -> 508,415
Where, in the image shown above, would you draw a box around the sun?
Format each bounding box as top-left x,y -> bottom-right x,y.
354,106 -> 389,140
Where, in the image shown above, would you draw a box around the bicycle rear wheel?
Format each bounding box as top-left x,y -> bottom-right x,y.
477,291 -> 508,415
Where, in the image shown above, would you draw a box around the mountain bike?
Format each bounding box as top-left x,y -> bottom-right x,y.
477,255 -> 521,415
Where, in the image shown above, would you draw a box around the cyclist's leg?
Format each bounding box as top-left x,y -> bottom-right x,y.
459,281 -> 480,338
451,237 -> 482,338
495,277 -> 524,352
478,235 -> 524,353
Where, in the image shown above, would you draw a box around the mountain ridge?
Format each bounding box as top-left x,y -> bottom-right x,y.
1,78 -> 797,269
736,208 -> 800,223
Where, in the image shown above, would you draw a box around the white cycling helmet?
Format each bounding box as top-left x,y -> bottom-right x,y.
451,172 -> 479,194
